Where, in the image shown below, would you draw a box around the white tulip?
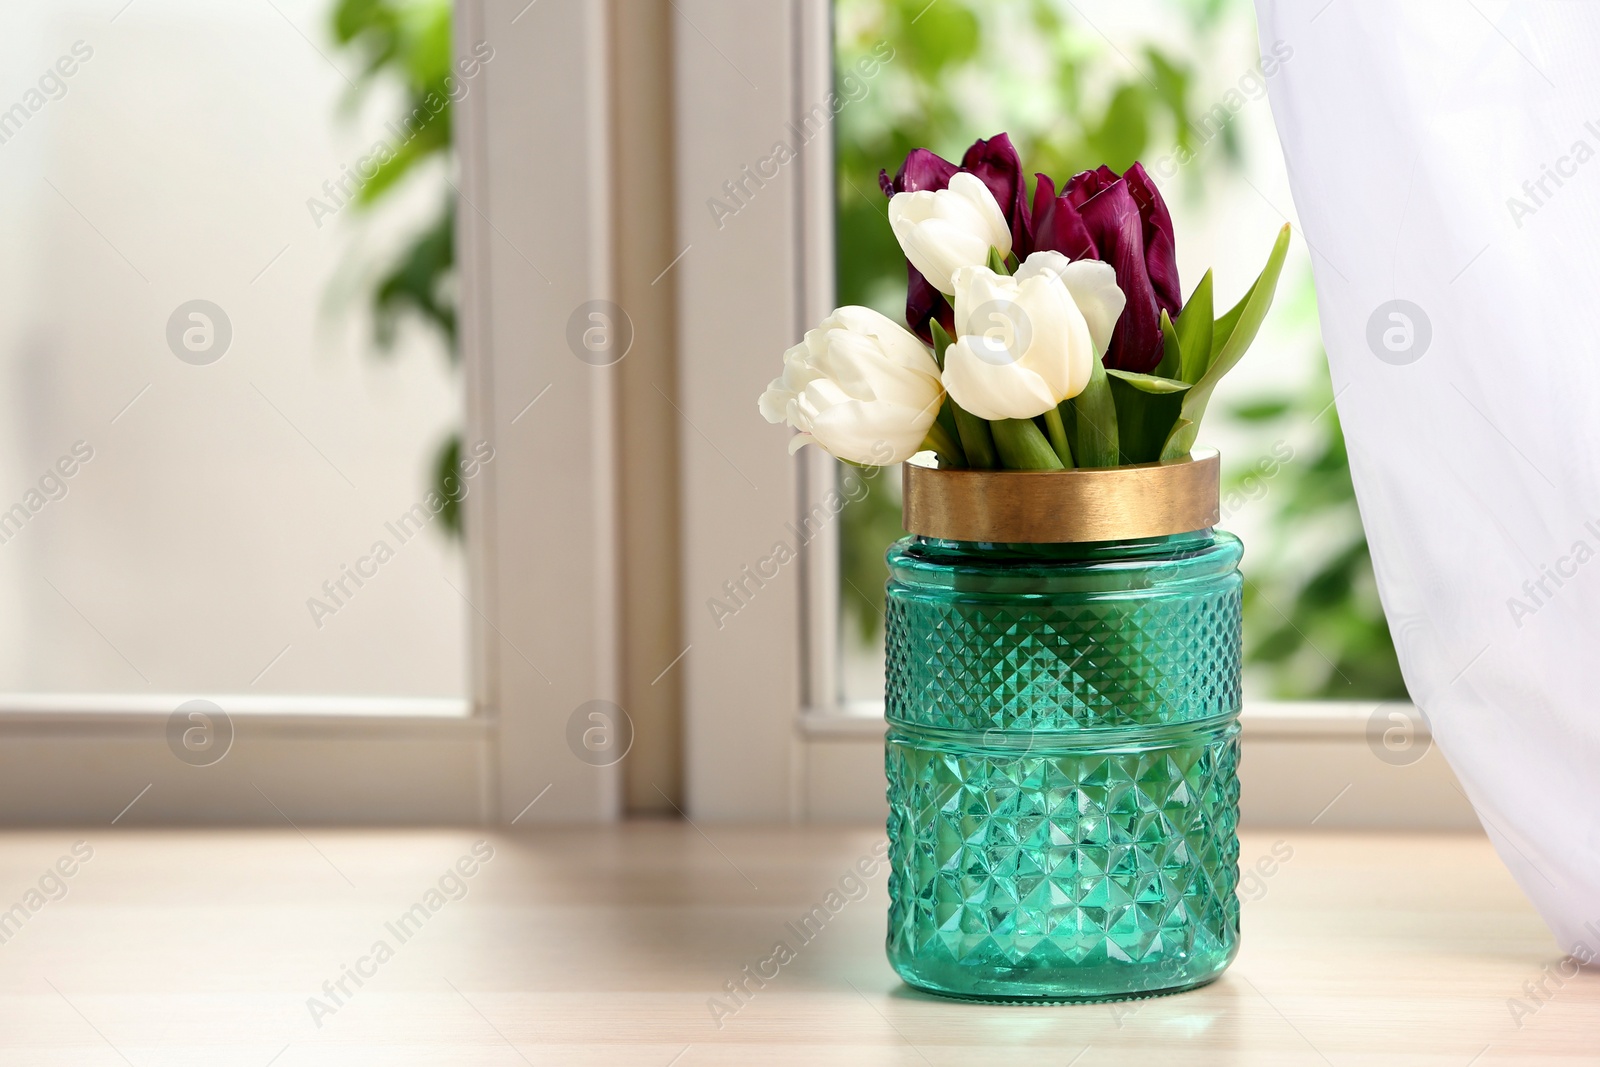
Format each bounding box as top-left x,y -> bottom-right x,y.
887,172 -> 1011,296
758,306 -> 944,466
942,252 -> 1126,421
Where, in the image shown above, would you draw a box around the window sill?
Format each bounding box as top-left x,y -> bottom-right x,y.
0,694 -> 481,737
0,694 -> 490,825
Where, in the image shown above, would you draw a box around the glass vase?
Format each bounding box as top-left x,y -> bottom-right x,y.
883,525 -> 1243,1003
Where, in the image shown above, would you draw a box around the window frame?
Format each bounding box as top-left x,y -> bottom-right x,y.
671,0 -> 836,821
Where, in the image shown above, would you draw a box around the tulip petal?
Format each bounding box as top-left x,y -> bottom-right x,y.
960,133 -> 1030,252
898,220 -> 987,294
890,192 -> 997,294
822,336 -> 943,409
817,306 -> 942,384
758,375 -> 791,423
950,263 -> 1013,337
996,254 -> 1104,399
1027,173 -> 1097,260
947,260 -> 1097,412
902,265 -> 949,343
1124,163 -> 1181,315
1055,259 -> 1126,358
882,148 -> 960,195
1064,165 -> 1120,206
1068,175 -> 1163,373
943,337 -> 1059,421
946,172 -> 1012,257
1012,269 -> 1095,401
808,399 -> 939,465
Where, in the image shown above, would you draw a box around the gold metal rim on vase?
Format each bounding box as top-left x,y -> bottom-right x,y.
901,448 -> 1221,544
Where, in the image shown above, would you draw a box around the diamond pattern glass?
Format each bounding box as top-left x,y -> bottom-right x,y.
884,531 -> 1243,1001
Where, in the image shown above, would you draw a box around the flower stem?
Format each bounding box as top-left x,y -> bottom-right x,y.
933,399 -> 966,466
951,403 -> 998,469
920,417 -> 965,469
1041,407 -> 1075,468
1072,356 -> 1120,468
991,418 -> 1064,470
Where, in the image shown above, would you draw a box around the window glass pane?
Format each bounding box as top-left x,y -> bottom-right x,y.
0,1 -> 466,697
834,0 -> 1406,707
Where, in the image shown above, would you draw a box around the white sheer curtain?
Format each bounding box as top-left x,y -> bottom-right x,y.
1253,0 -> 1600,953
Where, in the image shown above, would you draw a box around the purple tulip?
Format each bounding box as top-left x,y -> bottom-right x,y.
1028,172 -> 1097,261
877,147 -> 959,196
957,134 -> 1030,252
1027,162 -> 1181,374
1122,162 -> 1181,314
879,135 -> 1030,342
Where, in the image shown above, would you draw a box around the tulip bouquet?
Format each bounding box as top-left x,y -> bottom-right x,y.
760,133 -> 1290,471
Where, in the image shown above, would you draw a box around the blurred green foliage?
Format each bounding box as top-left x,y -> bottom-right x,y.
332,0 -> 455,209
1225,333 -> 1406,699
331,0 -> 465,535
835,0 -> 1223,326
833,0 -> 1406,700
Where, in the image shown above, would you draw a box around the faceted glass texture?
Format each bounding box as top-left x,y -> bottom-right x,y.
884,531 -> 1243,1001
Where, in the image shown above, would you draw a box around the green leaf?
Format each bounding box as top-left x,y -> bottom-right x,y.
896,0 -> 980,77
1161,224 -> 1291,460
1155,308 -> 1181,378
1041,406 -> 1075,468
372,200 -> 455,351
951,401 -> 998,469
1231,398 -> 1292,422
1252,624 -> 1303,663
355,118 -> 450,205
1086,83 -> 1151,172
933,397 -> 965,466
1210,259 -> 1265,367
1071,355 -> 1119,468
430,432 -> 465,537
986,246 -> 1011,276
1109,374 -> 1184,464
1106,368 -> 1193,394
922,404 -> 966,468
1176,269 -> 1214,384
930,320 -> 953,371
1143,47 -> 1193,152
1162,415 -> 1196,457
991,418 -> 1065,470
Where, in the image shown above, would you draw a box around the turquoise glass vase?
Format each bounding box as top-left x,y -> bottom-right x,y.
884,527 -> 1243,1002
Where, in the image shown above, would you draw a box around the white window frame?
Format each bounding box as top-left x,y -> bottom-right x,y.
671,0 -> 835,822
670,0 -> 1476,830
0,0 -> 623,826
